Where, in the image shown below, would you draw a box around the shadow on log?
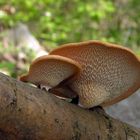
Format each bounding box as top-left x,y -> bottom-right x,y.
0,73 -> 139,140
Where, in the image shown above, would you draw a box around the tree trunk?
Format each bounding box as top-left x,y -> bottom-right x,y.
0,73 -> 139,140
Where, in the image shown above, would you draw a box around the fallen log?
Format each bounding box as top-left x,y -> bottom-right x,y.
0,73 -> 139,140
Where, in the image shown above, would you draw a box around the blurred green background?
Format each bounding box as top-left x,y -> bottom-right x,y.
0,0 -> 140,77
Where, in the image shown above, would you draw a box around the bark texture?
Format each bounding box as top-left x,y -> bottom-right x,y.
0,73 -> 139,140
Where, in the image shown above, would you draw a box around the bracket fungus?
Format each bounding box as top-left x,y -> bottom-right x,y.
20,40 -> 140,108
20,55 -> 81,98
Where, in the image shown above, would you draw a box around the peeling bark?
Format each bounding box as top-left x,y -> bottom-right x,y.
0,73 -> 139,140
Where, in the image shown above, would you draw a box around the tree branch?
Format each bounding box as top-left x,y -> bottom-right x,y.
0,73 -> 139,140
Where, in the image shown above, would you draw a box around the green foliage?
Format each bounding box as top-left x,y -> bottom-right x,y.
0,0 -> 139,51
